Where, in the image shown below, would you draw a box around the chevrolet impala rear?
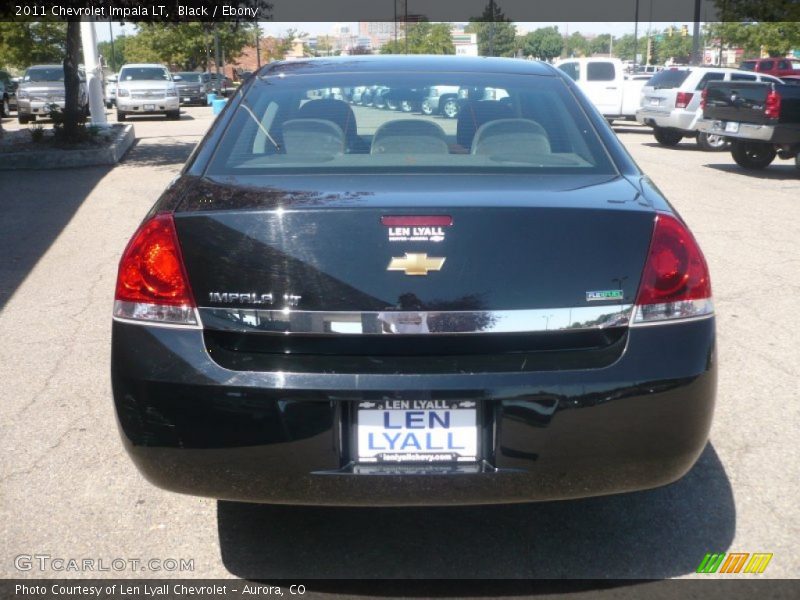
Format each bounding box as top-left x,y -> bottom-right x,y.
111,56 -> 716,506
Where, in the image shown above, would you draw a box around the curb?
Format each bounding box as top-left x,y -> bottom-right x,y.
0,124 -> 136,170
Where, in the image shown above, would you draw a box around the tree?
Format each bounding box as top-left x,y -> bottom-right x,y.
0,22 -> 68,68
613,34 -> 647,62
653,30 -> 696,64
466,2 -> 518,57
704,21 -> 800,58
97,35 -> 128,72
564,32 -> 590,57
521,27 -> 563,61
122,23 -> 254,70
63,22 -> 82,141
380,23 -> 455,55
590,34 -> 614,56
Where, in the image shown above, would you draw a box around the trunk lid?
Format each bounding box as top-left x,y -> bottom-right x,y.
703,81 -> 775,125
174,175 -> 654,315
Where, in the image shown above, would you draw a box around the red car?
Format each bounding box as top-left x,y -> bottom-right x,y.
740,57 -> 800,78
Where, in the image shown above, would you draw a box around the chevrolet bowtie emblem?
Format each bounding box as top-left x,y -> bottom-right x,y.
387,253 -> 446,276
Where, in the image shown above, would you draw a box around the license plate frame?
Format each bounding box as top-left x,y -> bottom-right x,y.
649,98 -> 661,106
354,399 -> 480,465
143,103 -> 156,111
724,121 -> 740,133
182,97 -> 191,103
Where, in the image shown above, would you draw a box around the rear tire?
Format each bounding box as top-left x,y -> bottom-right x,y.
730,140 -> 776,170
697,132 -> 730,151
116,110 -> 126,122
400,100 -> 415,113
18,114 -> 31,124
653,127 -> 683,147
442,97 -> 460,119
166,110 -> 180,120
0,97 -> 8,117
420,99 -> 434,115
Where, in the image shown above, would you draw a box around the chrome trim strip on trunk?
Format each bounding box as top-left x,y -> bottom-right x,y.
197,305 -> 634,335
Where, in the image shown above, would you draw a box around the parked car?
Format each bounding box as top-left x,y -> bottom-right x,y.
0,68 -> 17,113
739,57 -> 800,78
111,55 -> 716,505
208,73 -> 234,97
696,79 -> 800,170
636,66 -> 783,150
115,63 -> 179,121
555,57 -> 648,123
104,74 -> 117,108
173,71 -> 211,106
16,64 -> 88,124
420,85 -> 462,118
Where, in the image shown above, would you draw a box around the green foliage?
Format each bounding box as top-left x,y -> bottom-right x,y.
612,34 -> 648,61
521,27 -> 563,61
0,22 -> 68,68
704,21 -> 800,57
28,124 -> 45,143
590,34 -> 614,56
123,23 -> 255,70
97,35 -> 129,72
652,30 -> 696,64
466,3 -> 517,57
380,23 -> 455,55
564,32 -> 591,57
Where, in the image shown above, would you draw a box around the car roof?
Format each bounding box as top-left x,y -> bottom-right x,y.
120,64 -> 168,68
26,65 -> 62,69
258,55 -> 556,77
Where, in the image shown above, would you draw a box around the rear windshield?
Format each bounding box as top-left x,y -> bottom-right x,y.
25,68 -> 64,82
177,72 -> 203,83
740,61 -> 756,71
647,69 -> 691,89
207,71 -> 616,175
119,67 -> 170,81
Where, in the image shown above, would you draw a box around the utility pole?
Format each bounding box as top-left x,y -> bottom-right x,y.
80,21 -> 107,125
214,28 -> 221,77
108,21 -> 116,72
691,0 -> 702,65
633,0 -> 640,71
255,23 -> 261,68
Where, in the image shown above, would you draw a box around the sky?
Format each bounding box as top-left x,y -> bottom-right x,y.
96,21 -> 692,43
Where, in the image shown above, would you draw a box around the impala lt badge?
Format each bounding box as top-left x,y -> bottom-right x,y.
387,253 -> 445,276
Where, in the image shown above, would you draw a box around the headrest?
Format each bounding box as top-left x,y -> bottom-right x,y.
282,119 -> 345,155
456,100 -> 514,149
371,119 -> 449,155
471,119 -> 551,156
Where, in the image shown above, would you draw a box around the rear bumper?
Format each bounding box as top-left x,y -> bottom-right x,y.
635,108 -> 695,131
696,117 -> 800,144
111,317 -> 717,506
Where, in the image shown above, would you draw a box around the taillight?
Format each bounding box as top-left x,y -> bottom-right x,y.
765,90 -> 781,119
675,91 -> 694,109
113,213 -> 197,325
700,87 -> 707,110
632,214 -> 713,324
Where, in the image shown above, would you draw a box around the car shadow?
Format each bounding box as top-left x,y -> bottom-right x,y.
118,113 -> 195,122
611,125 -> 651,135
705,163 -> 800,180
120,139 -> 197,168
0,163 -> 112,310
217,443 -> 734,584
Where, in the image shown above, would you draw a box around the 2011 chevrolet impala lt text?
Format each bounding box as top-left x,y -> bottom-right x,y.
111,56 -> 716,506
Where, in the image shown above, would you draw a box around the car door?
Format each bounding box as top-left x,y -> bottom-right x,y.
582,61 -> 621,115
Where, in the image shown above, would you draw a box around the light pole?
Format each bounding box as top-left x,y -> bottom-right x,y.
80,21 -> 107,125
633,0 -> 640,71
542,314 -> 555,331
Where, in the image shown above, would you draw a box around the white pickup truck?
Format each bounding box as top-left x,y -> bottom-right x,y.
555,58 -> 649,122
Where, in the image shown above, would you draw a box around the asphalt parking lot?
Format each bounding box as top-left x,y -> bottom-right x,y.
0,105 -> 798,582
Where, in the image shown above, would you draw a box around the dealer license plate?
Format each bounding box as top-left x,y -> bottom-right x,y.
143,104 -> 155,111
725,121 -> 739,133
356,399 -> 478,463
183,97 -> 191,102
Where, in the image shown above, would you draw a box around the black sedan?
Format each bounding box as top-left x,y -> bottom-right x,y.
111,56 -> 716,506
